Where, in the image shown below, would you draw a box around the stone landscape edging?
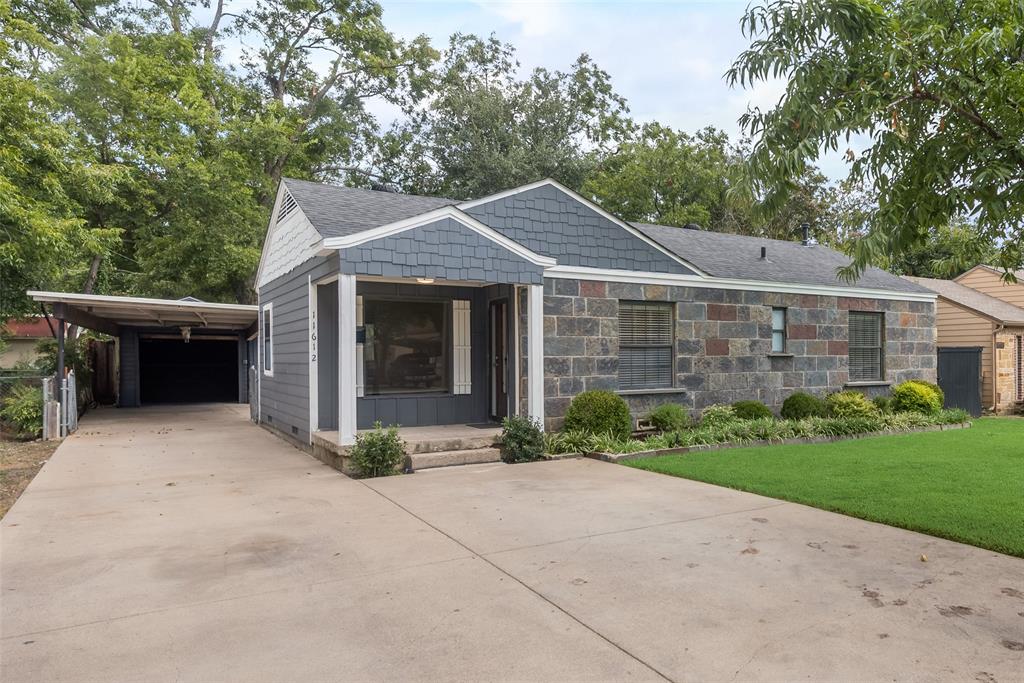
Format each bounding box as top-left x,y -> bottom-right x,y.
583,421 -> 973,464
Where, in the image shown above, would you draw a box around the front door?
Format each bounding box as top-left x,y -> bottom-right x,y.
489,299 -> 508,420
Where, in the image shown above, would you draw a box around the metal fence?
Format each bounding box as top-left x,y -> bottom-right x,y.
0,372 -> 78,440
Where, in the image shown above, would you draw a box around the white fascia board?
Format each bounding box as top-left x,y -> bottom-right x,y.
457,178 -> 709,277
254,183 -> 286,290
27,290 -> 259,312
543,266 -> 939,303
321,206 -> 557,268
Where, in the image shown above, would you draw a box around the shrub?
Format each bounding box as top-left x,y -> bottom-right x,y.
780,392 -> 826,419
872,396 -> 892,413
648,403 -> 690,432
701,404 -> 738,427
0,384 -> 44,438
825,390 -> 878,418
891,380 -> 943,414
350,422 -> 405,478
563,390 -> 632,439
912,380 -> 945,406
500,415 -> 545,462
731,400 -> 773,420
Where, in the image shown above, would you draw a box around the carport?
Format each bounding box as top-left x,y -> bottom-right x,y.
28,291 -> 258,407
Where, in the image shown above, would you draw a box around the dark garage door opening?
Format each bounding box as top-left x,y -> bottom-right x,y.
140,337 -> 238,404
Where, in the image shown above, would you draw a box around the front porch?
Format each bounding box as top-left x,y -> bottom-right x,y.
312,422 -> 503,473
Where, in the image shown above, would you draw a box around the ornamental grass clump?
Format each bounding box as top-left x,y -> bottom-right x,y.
350,422 -> 406,478
543,429 -> 596,455
563,390 -> 633,439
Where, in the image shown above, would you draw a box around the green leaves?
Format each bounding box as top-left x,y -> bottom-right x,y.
730,0 -> 1024,279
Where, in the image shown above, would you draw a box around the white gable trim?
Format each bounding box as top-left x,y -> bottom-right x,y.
256,183 -> 324,289
458,178 -> 709,277
546,265 -> 938,303
321,206 -> 557,268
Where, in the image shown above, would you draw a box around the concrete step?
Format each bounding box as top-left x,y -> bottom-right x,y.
410,447 -> 502,470
406,434 -> 500,454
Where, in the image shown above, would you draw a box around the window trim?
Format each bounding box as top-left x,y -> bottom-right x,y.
848,310 -> 885,382
771,307 -> 787,354
617,300 -> 675,391
262,302 -> 274,377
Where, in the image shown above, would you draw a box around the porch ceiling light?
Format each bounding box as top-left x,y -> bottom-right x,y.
416,278 -> 435,284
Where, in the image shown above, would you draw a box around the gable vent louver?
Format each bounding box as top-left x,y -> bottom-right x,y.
278,190 -> 298,221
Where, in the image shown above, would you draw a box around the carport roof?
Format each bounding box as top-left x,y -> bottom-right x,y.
28,291 -> 258,334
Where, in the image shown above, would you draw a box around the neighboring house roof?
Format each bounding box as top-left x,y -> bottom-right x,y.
2,318 -> 56,338
903,276 -> 1024,324
282,177 -> 453,239
634,224 -> 930,294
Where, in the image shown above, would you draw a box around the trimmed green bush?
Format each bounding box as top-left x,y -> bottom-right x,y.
350,422 -> 405,477
701,404 -> 738,427
872,395 -> 892,413
731,400 -> 773,420
825,390 -> 878,418
648,403 -> 690,432
780,392 -> 826,419
501,415 -> 545,462
912,380 -> 945,406
0,384 -> 43,438
563,390 -> 632,439
892,380 -> 943,414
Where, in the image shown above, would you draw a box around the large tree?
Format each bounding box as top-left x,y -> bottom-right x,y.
728,0 -> 1024,280
582,122 -> 833,241
369,34 -> 633,199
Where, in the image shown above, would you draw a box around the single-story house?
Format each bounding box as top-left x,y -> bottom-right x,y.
1,318 -> 62,369
905,273 -> 1024,414
255,177 -> 937,448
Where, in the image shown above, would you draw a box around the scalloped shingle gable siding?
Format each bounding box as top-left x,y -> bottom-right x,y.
464,185 -> 694,274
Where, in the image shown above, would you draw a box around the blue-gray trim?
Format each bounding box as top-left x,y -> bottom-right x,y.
118,329 -> 140,407
339,217 -> 544,285
464,184 -> 695,275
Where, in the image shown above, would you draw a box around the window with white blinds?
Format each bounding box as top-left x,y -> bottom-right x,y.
848,311 -> 884,381
619,301 -> 674,390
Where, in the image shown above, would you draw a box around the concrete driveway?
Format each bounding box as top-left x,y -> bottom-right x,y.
2,406 -> 1021,682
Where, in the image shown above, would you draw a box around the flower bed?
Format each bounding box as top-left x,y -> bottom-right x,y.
544,409 -> 972,461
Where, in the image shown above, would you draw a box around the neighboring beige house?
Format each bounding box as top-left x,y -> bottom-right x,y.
0,318 -> 55,369
906,270 -> 1024,415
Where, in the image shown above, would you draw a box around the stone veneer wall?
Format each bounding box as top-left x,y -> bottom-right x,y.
994,328 -> 1024,414
540,278 -> 936,430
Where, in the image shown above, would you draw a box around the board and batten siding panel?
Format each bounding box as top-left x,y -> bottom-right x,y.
118,328 -> 141,407
258,253 -> 338,444
956,268 -> 1024,308
934,298 -> 995,409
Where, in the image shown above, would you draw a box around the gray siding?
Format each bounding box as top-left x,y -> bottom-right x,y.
258,253 -> 338,444
118,329 -> 140,407
356,281 -> 492,428
339,217 -> 543,284
464,184 -> 695,275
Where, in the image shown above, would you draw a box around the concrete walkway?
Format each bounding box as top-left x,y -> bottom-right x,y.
2,405 -> 1021,682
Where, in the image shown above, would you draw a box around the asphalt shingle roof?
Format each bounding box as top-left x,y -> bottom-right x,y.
282,177 -> 453,239
903,276 -> 1024,324
633,223 -> 930,294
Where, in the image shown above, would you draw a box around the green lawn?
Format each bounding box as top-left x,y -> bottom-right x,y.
626,418 -> 1024,557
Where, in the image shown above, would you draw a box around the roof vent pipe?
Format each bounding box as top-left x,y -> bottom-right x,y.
760,246 -> 767,259
801,222 -> 810,246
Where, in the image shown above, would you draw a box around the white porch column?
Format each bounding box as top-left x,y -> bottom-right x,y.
338,273 -> 358,445
527,283 -> 545,430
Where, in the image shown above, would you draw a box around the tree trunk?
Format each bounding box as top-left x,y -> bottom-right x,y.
68,254 -> 102,339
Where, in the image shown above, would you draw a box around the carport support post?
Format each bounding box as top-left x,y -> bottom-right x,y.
56,316 -> 65,398
338,274 -> 358,445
